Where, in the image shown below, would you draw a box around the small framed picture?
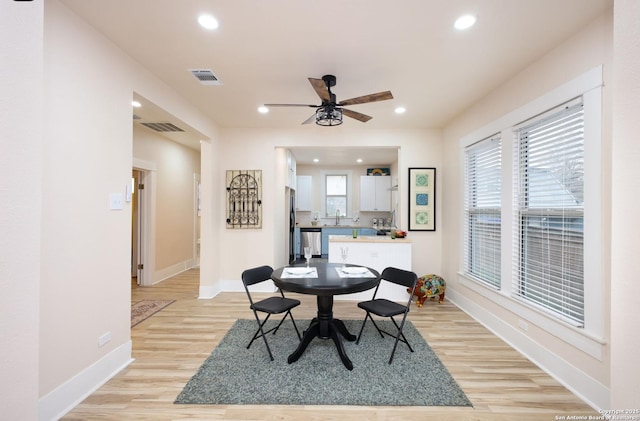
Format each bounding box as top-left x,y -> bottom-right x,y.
408,167 -> 436,231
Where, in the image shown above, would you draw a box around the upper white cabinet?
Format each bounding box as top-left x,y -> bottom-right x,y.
360,176 -> 391,211
296,175 -> 312,211
286,150 -> 297,189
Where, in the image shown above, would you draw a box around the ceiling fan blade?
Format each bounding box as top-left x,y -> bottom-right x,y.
263,103 -> 318,108
339,91 -> 393,106
342,108 -> 372,122
301,113 -> 316,125
308,78 -> 331,102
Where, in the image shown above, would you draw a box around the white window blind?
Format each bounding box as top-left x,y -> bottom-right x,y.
513,98 -> 585,325
464,134 -> 502,288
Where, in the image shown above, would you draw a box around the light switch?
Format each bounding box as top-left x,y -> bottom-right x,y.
109,193 -> 124,210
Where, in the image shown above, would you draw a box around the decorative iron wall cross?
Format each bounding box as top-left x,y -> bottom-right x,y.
226,170 -> 262,229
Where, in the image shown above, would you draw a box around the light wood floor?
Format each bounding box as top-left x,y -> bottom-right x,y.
63,268 -> 597,420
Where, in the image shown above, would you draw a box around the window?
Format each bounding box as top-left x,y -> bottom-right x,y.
325,174 -> 347,217
463,134 -> 502,288
513,98 -> 585,325
460,66 -> 602,344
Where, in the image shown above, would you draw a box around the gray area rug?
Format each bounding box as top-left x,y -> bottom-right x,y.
175,319 -> 472,406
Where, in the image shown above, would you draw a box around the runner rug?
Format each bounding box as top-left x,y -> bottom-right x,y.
131,300 -> 175,327
175,319 -> 472,406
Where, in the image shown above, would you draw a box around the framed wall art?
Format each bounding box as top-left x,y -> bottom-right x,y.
408,167 -> 436,231
226,169 -> 262,229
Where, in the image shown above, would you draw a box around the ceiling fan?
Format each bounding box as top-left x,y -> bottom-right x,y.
264,75 -> 393,126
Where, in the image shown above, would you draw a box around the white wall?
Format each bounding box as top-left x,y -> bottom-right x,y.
41,0 -> 134,399
35,1 -> 221,419
215,127 -> 442,288
441,10 -> 613,409
610,0 -> 640,408
0,1 -> 43,420
198,139 -> 222,299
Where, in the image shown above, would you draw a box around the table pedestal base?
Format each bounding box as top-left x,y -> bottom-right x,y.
287,296 -> 356,370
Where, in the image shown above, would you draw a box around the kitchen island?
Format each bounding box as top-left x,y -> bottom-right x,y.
328,235 -> 412,301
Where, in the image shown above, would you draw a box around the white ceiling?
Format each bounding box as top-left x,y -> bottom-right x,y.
61,0 -> 611,164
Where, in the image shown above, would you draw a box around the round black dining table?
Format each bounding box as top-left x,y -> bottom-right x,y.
271,262 -> 380,370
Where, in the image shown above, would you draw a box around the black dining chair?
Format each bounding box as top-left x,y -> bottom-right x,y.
355,266 -> 419,364
241,265 -> 302,361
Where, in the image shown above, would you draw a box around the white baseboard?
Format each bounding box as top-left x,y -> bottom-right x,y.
220,278 -> 275,293
214,278 -> 407,303
153,259 -> 197,285
199,283 -> 221,299
39,341 -> 133,421
446,287 -> 609,411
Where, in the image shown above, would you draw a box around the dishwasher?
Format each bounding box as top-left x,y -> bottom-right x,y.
300,227 -> 322,257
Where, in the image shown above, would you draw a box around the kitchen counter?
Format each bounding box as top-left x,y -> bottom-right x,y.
296,226 -> 394,259
328,234 -> 411,243
328,235 -> 412,302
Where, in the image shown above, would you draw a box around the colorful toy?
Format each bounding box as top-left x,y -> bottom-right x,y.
407,274 -> 446,306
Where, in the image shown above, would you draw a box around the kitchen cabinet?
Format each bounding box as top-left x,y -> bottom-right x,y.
320,227 -> 377,257
359,228 -> 377,236
321,228 -> 344,257
286,150 -> 296,189
295,175 -> 312,211
360,176 -> 391,211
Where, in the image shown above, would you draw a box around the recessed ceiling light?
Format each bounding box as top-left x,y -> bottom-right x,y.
313,158 -> 319,163
395,107 -> 406,114
132,101 -> 141,108
357,158 -> 363,163
258,106 -> 269,114
198,14 -> 219,30
454,14 -> 476,30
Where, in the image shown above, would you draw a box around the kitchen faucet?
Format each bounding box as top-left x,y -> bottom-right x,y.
335,209 -> 340,226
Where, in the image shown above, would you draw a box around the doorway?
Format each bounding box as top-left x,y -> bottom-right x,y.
131,163 -> 156,287
131,169 -> 143,285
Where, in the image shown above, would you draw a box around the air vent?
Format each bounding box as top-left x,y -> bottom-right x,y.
132,114 -> 141,120
190,69 -> 222,85
140,122 -> 185,132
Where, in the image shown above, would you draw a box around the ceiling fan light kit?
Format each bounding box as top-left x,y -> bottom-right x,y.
264,74 -> 393,126
315,107 -> 343,126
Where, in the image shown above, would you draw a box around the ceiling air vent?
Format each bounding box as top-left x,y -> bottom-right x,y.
132,114 -> 141,120
190,69 -> 222,85
140,122 -> 185,132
